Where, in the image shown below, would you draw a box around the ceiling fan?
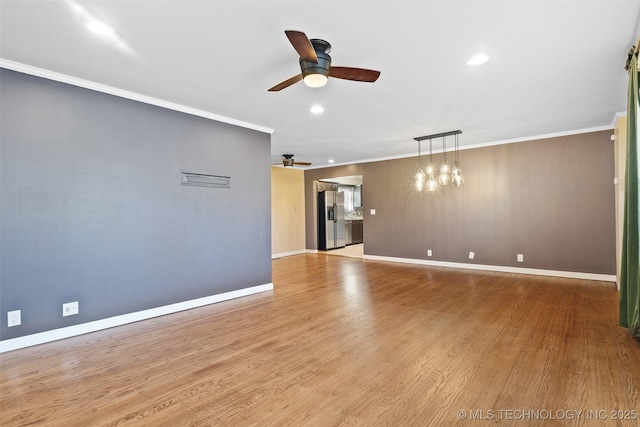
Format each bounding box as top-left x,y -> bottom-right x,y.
268,30 -> 381,92
280,154 -> 312,167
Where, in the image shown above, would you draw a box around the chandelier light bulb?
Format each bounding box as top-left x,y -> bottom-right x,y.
438,171 -> 450,185
427,175 -> 438,192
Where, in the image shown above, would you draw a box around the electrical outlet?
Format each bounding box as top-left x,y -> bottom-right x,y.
63,301 -> 79,317
8,310 -> 21,327
468,251 -> 475,260
517,254 -> 524,262
427,249 -> 433,257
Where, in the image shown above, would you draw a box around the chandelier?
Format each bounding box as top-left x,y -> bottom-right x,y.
414,130 -> 464,192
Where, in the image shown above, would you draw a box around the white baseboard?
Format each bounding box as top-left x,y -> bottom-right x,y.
0,283 -> 273,353
272,250 -> 307,259
363,255 -> 616,282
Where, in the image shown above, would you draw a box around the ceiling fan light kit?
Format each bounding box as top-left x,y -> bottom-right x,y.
268,30 -> 380,92
303,72 -> 328,88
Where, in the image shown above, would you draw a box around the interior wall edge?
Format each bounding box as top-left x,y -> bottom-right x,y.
0,283 -> 274,354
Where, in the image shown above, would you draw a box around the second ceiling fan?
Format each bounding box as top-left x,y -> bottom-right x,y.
280,154 -> 311,167
268,30 -> 381,92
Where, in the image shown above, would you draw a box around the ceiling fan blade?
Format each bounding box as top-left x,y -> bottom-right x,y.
285,30 -> 318,63
329,66 -> 380,82
268,74 -> 303,92
293,161 -> 312,166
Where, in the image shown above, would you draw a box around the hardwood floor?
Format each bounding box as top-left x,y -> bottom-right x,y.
323,243 -> 363,258
1,254 -> 639,426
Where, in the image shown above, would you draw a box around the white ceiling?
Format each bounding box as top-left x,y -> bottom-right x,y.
1,1 -> 639,168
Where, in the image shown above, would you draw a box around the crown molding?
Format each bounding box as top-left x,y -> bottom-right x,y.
306,124 -> 615,170
612,111 -> 627,127
0,58 -> 274,135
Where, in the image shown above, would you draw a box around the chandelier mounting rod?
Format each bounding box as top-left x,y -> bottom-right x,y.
414,130 -> 462,142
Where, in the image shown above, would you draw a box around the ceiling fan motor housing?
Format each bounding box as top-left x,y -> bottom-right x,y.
300,39 -> 332,80
300,51 -> 331,79
282,154 -> 295,167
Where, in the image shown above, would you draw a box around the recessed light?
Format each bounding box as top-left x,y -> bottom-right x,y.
328,159 -> 335,164
310,105 -> 324,114
467,53 -> 489,65
86,21 -> 114,36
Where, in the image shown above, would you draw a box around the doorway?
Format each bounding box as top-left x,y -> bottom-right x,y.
316,175 -> 363,258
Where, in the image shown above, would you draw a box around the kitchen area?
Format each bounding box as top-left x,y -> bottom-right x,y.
317,176 -> 363,254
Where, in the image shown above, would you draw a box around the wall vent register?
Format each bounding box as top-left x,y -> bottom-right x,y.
181,172 -> 230,189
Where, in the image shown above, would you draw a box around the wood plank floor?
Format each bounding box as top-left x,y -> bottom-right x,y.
1,254 -> 639,426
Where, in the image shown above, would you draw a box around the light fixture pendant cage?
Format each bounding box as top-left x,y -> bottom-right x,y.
413,130 -> 464,192
414,140 -> 426,191
438,135 -> 451,185
415,169 -> 426,191
427,138 -> 438,191
452,133 -> 464,186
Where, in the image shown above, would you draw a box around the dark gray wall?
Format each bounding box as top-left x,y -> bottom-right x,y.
305,131 -> 616,275
0,69 -> 272,340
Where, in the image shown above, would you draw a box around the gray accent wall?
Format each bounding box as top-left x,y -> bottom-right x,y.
305,131 -> 616,275
0,69 -> 272,340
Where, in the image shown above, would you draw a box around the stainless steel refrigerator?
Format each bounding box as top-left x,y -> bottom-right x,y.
317,190 -> 346,250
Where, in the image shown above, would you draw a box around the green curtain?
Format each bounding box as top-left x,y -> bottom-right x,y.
620,51 -> 640,340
